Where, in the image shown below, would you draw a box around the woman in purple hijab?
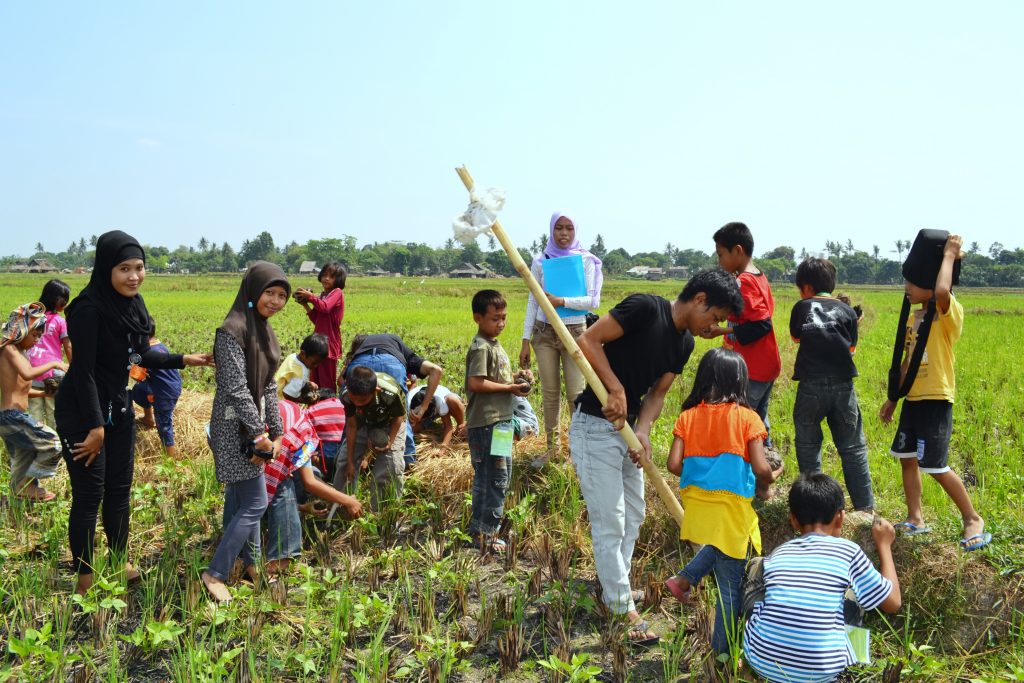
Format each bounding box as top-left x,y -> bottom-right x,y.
519,211 -> 604,467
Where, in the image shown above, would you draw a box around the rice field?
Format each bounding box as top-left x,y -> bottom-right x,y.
1,272 -> 1023,681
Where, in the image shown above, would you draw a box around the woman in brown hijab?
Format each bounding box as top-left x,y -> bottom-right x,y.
202,261 -> 290,603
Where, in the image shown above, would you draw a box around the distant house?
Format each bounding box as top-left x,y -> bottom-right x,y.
365,266 -> 389,277
7,263 -> 29,273
298,260 -> 318,275
645,267 -> 665,281
666,266 -> 689,279
625,265 -> 650,278
27,259 -> 57,273
449,262 -> 498,279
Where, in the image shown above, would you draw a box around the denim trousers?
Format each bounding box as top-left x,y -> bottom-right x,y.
569,408 -> 645,615
747,379 -> 775,449
467,422 -> 512,536
679,545 -> 747,654
793,377 -> 875,510
131,381 -> 178,447
346,351 -> 416,456
265,475 -> 302,562
208,473 -> 267,580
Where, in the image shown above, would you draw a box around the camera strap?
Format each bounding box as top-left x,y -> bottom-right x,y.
887,296 -> 936,402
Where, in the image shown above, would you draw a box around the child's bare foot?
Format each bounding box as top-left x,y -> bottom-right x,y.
125,563 -> 142,584
201,571 -> 232,603
137,414 -> 157,429
74,573 -> 93,596
15,481 -> 57,502
664,575 -> 693,604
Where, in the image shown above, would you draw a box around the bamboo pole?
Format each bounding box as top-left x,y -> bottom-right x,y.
455,166 -> 685,529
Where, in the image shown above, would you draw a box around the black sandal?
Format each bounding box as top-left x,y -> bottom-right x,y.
627,619 -> 659,647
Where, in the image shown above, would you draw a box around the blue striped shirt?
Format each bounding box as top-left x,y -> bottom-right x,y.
743,535 -> 892,682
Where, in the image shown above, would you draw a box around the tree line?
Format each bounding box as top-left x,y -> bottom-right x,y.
6,232 -> 1023,287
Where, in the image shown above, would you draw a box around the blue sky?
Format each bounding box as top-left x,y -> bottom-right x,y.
2,2 -> 1021,259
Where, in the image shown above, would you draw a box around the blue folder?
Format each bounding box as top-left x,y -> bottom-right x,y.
542,255 -> 587,319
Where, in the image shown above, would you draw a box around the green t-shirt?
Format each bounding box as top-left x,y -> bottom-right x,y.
464,334 -> 514,428
340,371 -> 406,428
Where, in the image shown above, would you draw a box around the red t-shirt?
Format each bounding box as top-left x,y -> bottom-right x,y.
723,270 -> 781,382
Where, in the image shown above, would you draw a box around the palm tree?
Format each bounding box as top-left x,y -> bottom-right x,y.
199,237 -> 209,252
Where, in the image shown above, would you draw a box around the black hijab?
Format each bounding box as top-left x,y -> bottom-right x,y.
66,230 -> 153,346
218,261 -> 291,406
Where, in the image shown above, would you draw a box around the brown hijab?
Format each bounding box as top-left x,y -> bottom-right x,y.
217,261 -> 291,406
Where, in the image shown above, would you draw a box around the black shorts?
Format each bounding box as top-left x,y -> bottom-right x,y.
889,400 -> 953,473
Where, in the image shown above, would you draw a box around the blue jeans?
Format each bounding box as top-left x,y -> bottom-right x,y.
467,422 -> 512,536
569,408 -> 645,615
347,351 -> 416,457
131,382 -> 178,447
680,545 -> 747,654
793,377 -> 875,510
209,474 -> 267,580
266,475 -> 302,562
747,380 -> 774,449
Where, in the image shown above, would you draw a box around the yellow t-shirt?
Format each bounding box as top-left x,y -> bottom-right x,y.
905,294 -> 963,402
274,353 -> 309,400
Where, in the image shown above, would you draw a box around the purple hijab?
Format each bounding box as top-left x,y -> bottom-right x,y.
535,211 -> 604,284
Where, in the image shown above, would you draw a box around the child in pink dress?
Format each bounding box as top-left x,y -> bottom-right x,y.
294,263 -> 346,393
27,279 -> 72,429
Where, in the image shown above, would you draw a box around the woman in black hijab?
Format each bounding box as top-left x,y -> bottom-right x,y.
56,230 -> 214,595
202,261 -> 290,603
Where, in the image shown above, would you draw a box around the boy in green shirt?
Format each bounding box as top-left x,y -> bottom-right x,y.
464,290 -> 532,551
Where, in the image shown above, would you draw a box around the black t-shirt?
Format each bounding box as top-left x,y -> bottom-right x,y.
351,333 -> 427,377
576,294 -> 695,417
789,297 -> 859,381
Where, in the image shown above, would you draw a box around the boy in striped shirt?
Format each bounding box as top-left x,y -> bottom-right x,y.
744,474 -> 901,682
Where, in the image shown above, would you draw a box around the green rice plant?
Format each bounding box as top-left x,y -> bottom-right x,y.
537,652 -> 603,683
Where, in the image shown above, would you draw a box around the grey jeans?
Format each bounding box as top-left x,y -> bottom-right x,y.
793,377 -> 875,510
332,421 -> 406,507
208,473 -> 267,581
569,408 -> 645,615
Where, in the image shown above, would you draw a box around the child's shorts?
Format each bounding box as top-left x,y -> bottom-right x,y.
889,399 -> 953,474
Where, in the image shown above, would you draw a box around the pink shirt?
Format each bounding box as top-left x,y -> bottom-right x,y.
27,312 -> 67,380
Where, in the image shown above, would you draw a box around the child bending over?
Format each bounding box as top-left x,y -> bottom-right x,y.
131,321 -> 185,457
661,347 -> 782,655
744,473 -> 901,682
275,333 -> 328,401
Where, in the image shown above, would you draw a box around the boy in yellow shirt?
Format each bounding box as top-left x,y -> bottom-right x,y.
880,234 -> 987,551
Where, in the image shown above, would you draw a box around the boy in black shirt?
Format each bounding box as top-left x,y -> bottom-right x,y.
570,268 -> 743,645
789,258 -> 874,511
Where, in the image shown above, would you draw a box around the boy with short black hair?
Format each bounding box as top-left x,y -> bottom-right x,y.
710,222 -> 782,451
465,289 -> 532,551
332,364 -> 406,505
790,258 -> 875,511
275,333 -> 329,401
744,473 -> 901,682
879,234 -> 987,549
0,303 -> 67,501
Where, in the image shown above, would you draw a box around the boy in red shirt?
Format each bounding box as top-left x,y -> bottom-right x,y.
707,222 -> 782,452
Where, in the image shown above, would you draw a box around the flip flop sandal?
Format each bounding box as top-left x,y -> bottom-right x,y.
960,532 -> 992,552
16,488 -> 57,502
895,521 -> 932,536
627,620 -> 659,647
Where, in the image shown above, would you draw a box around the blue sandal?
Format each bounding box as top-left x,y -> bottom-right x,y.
960,532 -> 992,552
895,521 -> 932,536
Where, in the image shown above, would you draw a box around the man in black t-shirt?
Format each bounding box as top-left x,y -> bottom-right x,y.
789,258 -> 874,511
570,268 -> 743,644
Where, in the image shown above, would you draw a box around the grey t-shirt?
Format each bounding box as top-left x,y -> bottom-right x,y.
464,334 -> 514,428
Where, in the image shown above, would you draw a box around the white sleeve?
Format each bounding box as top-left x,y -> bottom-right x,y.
522,259 -> 544,339
562,257 -> 601,311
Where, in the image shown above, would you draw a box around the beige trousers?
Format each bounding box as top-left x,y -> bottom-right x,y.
530,321 -> 586,447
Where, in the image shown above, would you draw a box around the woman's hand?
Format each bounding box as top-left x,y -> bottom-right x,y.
518,340 -> 531,369
544,292 -> 565,309
71,426 -> 105,466
184,353 -> 215,367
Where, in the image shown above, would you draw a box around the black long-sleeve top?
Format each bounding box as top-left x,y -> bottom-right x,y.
55,302 -> 184,434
